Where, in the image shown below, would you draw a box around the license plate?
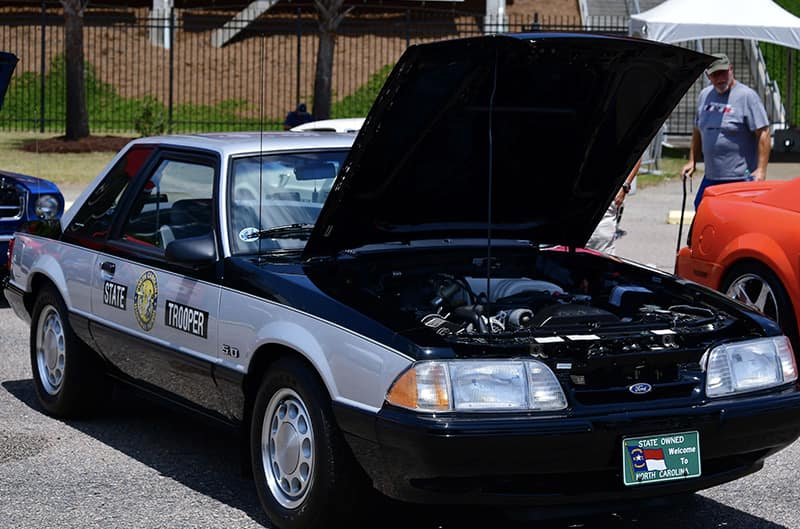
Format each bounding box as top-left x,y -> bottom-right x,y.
622,431 -> 702,486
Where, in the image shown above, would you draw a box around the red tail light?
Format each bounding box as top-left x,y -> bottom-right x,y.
6,236 -> 14,271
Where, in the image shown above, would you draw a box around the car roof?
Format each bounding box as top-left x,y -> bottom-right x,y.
59,131 -> 356,230
127,131 -> 356,158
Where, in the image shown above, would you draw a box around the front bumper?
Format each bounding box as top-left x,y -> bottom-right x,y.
335,387 -> 800,505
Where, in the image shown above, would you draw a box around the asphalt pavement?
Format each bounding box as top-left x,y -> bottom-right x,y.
615,161 -> 800,271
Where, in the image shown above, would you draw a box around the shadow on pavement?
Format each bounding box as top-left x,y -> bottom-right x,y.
1,378 -> 791,529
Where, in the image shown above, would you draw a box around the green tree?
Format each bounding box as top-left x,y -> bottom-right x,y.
61,0 -> 90,139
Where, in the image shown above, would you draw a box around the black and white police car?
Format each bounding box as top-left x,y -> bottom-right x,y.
5,34 -> 800,529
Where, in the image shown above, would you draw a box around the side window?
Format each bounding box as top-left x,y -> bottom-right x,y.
66,146 -> 154,240
120,159 -> 215,249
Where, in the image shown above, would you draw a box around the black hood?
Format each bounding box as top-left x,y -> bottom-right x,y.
0,52 -> 18,111
304,34 -> 711,258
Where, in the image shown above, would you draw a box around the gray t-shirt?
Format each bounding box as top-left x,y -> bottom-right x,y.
695,82 -> 769,181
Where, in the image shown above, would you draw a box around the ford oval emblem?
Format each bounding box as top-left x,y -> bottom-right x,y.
629,383 -> 653,395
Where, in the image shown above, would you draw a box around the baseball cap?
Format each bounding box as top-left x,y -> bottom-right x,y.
706,53 -> 731,74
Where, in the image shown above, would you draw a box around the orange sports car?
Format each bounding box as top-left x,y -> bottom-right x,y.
676,178 -> 800,349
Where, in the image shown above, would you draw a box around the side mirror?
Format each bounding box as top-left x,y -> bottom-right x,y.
165,232 -> 217,268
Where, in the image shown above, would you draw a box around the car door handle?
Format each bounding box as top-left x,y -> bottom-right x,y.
101,261 -> 116,275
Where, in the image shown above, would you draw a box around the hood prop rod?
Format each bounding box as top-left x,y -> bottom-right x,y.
484,47 -> 499,332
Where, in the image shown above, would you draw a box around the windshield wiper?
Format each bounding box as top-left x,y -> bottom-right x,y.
240,223 -> 315,241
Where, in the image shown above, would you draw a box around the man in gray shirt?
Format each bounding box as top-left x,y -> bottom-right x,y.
681,53 -> 770,210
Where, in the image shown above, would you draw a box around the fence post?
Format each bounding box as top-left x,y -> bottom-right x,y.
296,8 -> 302,106
788,48 -> 795,128
168,7 -> 175,132
40,0 -> 46,133
405,9 -> 410,49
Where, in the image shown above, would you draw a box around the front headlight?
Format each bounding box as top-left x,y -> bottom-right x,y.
386,360 -> 568,412
704,336 -> 798,398
34,194 -> 60,220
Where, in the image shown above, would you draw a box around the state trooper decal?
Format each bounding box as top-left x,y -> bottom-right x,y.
134,270 -> 158,331
165,300 -> 209,339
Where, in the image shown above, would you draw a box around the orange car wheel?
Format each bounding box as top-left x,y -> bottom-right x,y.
721,261 -> 799,351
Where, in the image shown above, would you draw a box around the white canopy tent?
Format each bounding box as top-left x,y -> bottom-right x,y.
629,0 -> 800,49
628,0 -> 800,168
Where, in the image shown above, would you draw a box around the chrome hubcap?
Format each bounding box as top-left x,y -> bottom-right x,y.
726,273 -> 779,322
262,388 -> 314,508
35,305 -> 66,395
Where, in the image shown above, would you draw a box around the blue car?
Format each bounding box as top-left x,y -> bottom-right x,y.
1,171 -> 64,272
0,51 -> 64,274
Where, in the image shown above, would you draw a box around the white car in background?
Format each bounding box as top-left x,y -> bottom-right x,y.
290,117 -> 364,133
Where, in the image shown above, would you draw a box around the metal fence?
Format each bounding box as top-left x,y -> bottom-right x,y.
0,4 -> 796,136
0,4 -> 629,134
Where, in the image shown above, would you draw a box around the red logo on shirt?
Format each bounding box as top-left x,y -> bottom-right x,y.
704,103 -> 733,114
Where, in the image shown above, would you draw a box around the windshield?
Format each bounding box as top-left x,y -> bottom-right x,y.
228,150 -> 348,255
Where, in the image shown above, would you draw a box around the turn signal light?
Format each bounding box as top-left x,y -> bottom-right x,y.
386,362 -> 450,411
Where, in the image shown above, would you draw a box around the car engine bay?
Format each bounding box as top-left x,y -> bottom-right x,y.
306,247 -> 772,398
316,247 -> 761,365
369,250 -> 731,337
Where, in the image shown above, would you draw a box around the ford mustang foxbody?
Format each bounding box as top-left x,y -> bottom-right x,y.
4,34 -> 800,529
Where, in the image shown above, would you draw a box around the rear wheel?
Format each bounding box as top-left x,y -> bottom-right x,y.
721,261 -> 799,348
30,285 -> 108,417
250,357 -> 369,529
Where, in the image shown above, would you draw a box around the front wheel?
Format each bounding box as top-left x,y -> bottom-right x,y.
250,357 -> 368,529
30,285 -> 108,417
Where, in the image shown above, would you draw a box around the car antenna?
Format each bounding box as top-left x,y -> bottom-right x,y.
484,45 -> 499,333
257,33 -> 266,255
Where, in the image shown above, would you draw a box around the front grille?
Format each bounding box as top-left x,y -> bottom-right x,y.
0,182 -> 25,220
572,380 -> 698,405
563,347 -> 704,406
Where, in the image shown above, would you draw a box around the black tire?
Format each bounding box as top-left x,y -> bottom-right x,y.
250,357 -> 369,529
720,261 -> 800,349
29,285 -> 108,418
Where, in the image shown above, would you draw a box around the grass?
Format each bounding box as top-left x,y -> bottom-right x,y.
331,64 -> 394,119
0,132 -> 117,188
637,152 -> 697,188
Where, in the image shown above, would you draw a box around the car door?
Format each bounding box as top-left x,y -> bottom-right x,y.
85,147 -> 224,414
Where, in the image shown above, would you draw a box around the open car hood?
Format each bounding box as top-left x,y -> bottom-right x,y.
304,34 -> 711,258
0,52 -> 18,111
